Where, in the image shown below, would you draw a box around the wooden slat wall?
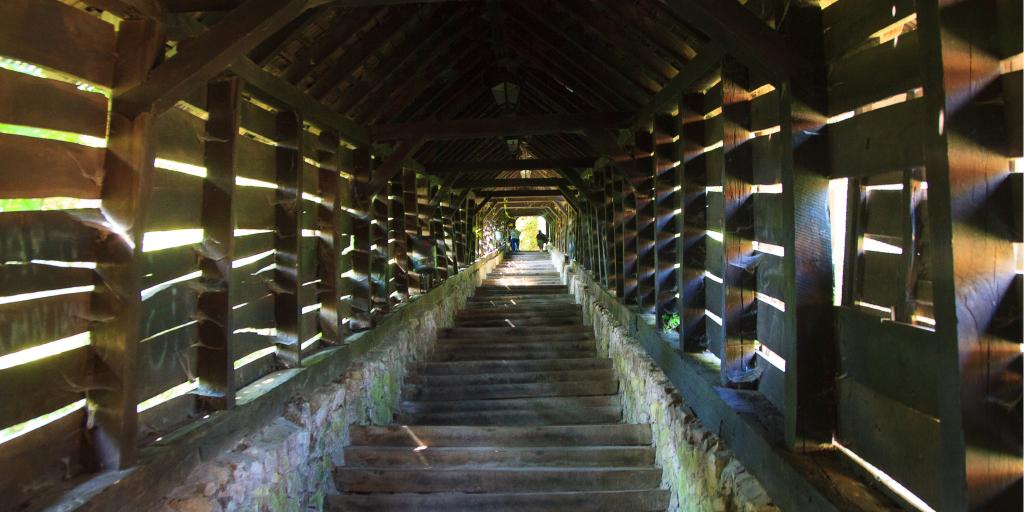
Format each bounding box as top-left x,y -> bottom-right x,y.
0,3 -> 118,503
654,113 -> 680,332
680,92 -> 709,352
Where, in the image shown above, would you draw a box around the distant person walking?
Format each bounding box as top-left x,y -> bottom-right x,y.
508,225 -> 520,252
536,230 -> 548,252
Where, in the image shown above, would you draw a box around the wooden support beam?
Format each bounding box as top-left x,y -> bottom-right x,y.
485,189 -> 568,198
118,0 -> 307,116
635,46 -> 725,125
663,0 -> 819,105
557,167 -> 604,204
422,157 -> 595,174
88,18 -> 164,470
195,77 -> 242,412
475,178 -> 568,188
372,112 -> 633,142
272,110 -> 305,367
361,135 -> 427,198
229,58 -> 369,145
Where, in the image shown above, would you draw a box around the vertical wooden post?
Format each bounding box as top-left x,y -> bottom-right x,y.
622,180 -> 639,304
918,1 -> 1023,507
370,171 -> 390,317
273,110 -> 304,367
89,18 -> 163,469
704,74 -> 727,365
314,130 -> 343,345
196,77 -> 241,411
349,148 -> 373,331
613,176 -> 626,298
335,145 -> 355,338
635,126 -> 658,316
402,168 -> 421,293
681,92 -> 709,352
655,112 -> 680,331
604,167 -> 618,293
388,176 -> 408,304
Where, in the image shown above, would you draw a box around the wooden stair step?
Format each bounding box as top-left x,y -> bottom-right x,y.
406,369 -> 615,386
400,406 -> 622,426
431,350 -> 598,361
400,395 -> 619,414
343,445 -> 654,468
327,489 -> 671,512
404,380 -> 616,401
409,358 -> 612,375
348,424 -> 652,447
333,467 -> 664,493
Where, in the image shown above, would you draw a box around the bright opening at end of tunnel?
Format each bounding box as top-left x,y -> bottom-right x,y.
511,215 -> 547,251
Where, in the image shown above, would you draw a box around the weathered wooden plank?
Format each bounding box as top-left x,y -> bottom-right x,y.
138,325 -> 197,399
138,392 -> 196,443
233,292 -> 275,331
828,31 -> 922,115
141,283 -> 199,340
154,106 -> 207,166
148,170 -> 204,230
273,111 -> 304,367
0,346 -> 88,429
0,408 -> 84,510
836,377 -> 941,507
836,307 -> 939,416
862,189 -> 903,238
117,0 -> 307,116
0,134 -> 105,199
858,250 -> 903,309
195,77 -> 242,411
234,187 -> 276,229
0,293 -> 91,358
239,98 -> 279,142
0,0 -> 116,86
235,135 -> 278,182
142,243 -> 199,289
0,211 -> 98,262
86,17 -> 163,470
753,193 -> 785,246
829,99 -> 926,178
823,0 -> 915,60
0,68 -> 108,137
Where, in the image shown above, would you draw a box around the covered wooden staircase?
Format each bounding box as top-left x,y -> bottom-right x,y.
331,252 -> 669,511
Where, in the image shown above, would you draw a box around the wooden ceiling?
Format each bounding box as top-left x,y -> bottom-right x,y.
170,0 -> 723,166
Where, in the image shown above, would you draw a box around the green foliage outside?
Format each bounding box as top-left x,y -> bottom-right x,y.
0,198 -> 95,212
662,311 -> 680,333
514,216 -> 541,251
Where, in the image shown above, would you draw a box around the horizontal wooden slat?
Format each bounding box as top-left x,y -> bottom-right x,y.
0,68 -> 108,137
138,393 -> 196,443
233,354 -> 277,390
141,283 -> 198,339
0,293 -> 90,358
148,170 -> 204,231
142,244 -> 199,289
829,98 -> 926,178
0,210 -> 98,262
828,31 -> 922,115
235,187 -> 276,229
824,0 -> 916,60
0,134 -> 104,199
0,263 -> 93,297
0,0 -> 116,86
232,293 -> 275,330
138,325 -> 197,399
154,106 -> 206,166
836,307 -> 939,416
754,193 -> 785,245
0,346 -> 88,429
859,250 -> 903,308
236,135 -> 277,182
0,408 -> 84,509
233,332 -> 275,361
837,377 -> 941,507
863,189 -> 903,238
234,231 -> 275,258
233,268 -> 272,305
239,98 -> 278,141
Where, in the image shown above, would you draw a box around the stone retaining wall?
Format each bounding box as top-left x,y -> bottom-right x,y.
550,251 -> 778,512
149,252 -> 504,512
